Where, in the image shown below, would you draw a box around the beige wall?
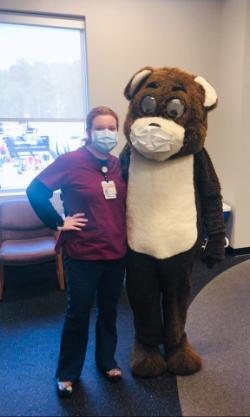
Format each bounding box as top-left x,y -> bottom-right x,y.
213,0 -> 249,248
239,1 -> 250,249
0,0 -> 249,249
0,0 -> 222,157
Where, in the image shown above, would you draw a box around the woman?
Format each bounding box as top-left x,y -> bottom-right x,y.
26,106 -> 127,397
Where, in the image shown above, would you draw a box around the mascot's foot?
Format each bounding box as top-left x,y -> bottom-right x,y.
166,338 -> 202,376
131,341 -> 167,378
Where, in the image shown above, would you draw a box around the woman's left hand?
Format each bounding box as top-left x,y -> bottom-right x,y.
57,213 -> 88,231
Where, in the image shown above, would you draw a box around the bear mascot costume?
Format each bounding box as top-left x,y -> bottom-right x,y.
120,66 -> 225,378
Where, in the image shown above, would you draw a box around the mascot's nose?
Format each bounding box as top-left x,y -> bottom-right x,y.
149,122 -> 161,127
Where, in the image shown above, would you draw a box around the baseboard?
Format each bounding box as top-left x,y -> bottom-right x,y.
226,246 -> 250,256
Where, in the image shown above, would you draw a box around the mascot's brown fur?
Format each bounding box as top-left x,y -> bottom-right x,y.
120,67 -> 225,377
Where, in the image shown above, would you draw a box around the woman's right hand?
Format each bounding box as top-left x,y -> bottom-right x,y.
57,213 -> 88,231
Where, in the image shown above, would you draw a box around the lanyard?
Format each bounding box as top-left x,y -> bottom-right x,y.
101,165 -> 109,182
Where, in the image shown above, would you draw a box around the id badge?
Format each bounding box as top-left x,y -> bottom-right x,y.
101,180 -> 117,199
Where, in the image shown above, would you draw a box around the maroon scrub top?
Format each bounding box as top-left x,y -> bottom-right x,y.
37,147 -> 127,260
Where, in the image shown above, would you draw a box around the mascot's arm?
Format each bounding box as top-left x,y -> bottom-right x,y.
195,148 -> 225,268
119,143 -> 131,182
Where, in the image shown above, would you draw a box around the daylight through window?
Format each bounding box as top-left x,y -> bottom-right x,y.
0,11 -> 88,191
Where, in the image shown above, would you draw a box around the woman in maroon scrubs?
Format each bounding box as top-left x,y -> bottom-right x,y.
27,107 -> 127,397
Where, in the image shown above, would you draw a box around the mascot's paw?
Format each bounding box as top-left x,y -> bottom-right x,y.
131,341 -> 167,378
166,339 -> 202,376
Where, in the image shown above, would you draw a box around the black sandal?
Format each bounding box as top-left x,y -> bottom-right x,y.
56,380 -> 73,398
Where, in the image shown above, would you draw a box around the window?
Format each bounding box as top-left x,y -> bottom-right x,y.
0,11 -> 88,192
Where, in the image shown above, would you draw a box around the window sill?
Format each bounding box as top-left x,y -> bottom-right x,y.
0,190 -> 26,196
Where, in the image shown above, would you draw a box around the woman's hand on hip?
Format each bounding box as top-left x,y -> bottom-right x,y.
57,213 -> 88,231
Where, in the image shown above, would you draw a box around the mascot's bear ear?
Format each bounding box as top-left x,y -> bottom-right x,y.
194,76 -> 218,110
124,67 -> 153,100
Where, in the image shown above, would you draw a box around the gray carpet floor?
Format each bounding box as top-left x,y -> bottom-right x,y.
1,254 -> 250,416
0,263 -> 180,417
177,259 -> 250,416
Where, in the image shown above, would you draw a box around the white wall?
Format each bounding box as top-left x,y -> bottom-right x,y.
213,0 -> 250,248
0,0 -> 249,249
0,0 -> 222,157
238,1 -> 250,249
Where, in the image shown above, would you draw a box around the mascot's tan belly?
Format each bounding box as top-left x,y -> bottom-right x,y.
127,152 -> 197,259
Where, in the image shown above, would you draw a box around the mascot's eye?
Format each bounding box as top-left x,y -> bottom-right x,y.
140,96 -> 157,114
166,98 -> 185,119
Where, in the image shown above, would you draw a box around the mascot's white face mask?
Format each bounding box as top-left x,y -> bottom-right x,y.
130,117 -> 185,161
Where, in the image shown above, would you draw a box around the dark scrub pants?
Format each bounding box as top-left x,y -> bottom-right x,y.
56,257 -> 125,382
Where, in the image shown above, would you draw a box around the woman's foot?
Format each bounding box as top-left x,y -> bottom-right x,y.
56,380 -> 73,398
103,367 -> 122,382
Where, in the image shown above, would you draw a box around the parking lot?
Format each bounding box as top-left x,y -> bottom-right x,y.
0,122 -> 84,190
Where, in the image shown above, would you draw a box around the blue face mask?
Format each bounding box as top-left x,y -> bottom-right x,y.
91,129 -> 118,153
